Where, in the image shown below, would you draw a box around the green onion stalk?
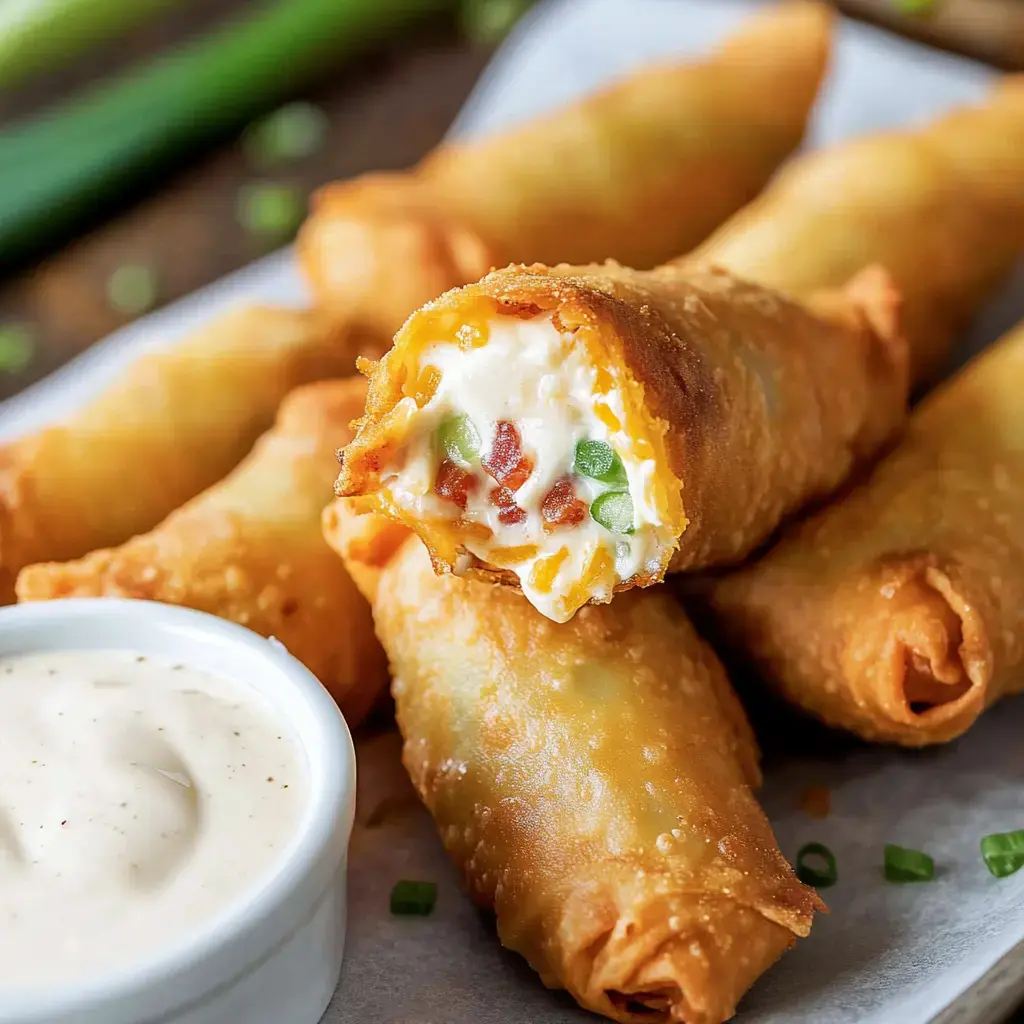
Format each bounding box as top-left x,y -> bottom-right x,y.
0,0 -> 455,269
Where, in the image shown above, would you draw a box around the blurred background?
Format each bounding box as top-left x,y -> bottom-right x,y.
0,0 -> 1021,402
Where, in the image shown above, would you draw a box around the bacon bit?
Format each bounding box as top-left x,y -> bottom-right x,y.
593,402 -> 621,433
489,486 -> 527,524
488,544 -> 540,566
482,420 -> 533,492
412,365 -> 441,406
541,477 -> 588,530
529,547 -> 569,593
800,785 -> 831,820
434,460 -> 477,510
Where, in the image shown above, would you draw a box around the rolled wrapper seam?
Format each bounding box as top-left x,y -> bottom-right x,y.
324,508 -> 822,1024
708,321 -> 1024,746
337,261 -> 907,622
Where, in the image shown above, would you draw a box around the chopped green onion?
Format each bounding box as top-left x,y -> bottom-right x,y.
390,879 -> 437,916
0,324 -> 35,373
590,491 -> 634,534
893,0 -> 937,15
107,264 -> 159,317
236,183 -> 306,243
437,414 -> 481,466
884,843 -> 935,883
459,0 -> 534,46
243,102 -> 330,169
574,439 -> 628,486
795,842 -> 837,888
981,830 -> 1024,878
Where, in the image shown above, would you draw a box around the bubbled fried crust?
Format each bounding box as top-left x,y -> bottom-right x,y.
377,538 -> 822,1023
17,378 -> 389,728
708,320 -> 1024,746
336,260 -> 907,598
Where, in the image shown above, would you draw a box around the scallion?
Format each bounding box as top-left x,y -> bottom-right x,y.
574,439 -> 627,486
590,491 -> 634,534
236,183 -> 306,243
437,414 -> 481,466
0,324 -> 35,373
107,263 -> 159,316
884,843 -> 935,883
795,842 -> 837,888
390,879 -> 437,916
242,101 -> 329,169
981,830 -> 1024,878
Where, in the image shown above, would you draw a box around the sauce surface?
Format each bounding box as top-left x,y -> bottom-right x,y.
0,649 -> 306,988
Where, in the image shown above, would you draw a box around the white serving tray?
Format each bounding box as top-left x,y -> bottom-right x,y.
4,3 -> 1024,1022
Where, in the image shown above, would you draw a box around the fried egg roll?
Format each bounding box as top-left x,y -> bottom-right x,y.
686,78 -> 1024,384
707,320 -> 1024,746
0,305 -> 357,604
329,516 -> 820,1024
299,0 -> 833,341
336,261 -> 906,622
17,379 -> 387,726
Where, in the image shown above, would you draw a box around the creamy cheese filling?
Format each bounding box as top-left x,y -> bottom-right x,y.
381,312 -> 673,621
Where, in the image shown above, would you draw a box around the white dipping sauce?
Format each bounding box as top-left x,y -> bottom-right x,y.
0,649 -> 306,988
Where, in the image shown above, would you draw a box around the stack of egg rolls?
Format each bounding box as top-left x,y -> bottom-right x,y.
323,508 -> 821,1023
299,0 -> 833,340
707,319 -> 1024,747
337,260 -> 906,622
18,378 -> 388,726
686,78 -> 1024,384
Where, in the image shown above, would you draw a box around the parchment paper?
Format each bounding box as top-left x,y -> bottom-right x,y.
3,2 -> 1024,1022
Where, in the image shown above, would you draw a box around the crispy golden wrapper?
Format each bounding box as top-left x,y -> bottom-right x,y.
18,379 -> 387,726
336,261 -> 906,618
322,508 -> 821,1024
687,78 -> 1024,384
0,306 -> 358,604
707,320 -> 1024,746
299,1 -> 833,342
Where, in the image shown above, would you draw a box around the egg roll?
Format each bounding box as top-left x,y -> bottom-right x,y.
0,305 -> 358,605
336,260 -> 906,622
707,319 -> 1024,747
686,78 -> 1024,384
299,0 -> 833,341
17,378 -> 387,726
327,513 -> 820,1024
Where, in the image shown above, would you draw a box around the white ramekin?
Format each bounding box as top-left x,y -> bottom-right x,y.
0,599 -> 355,1024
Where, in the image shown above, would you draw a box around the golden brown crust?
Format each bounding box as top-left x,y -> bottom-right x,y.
299,1 -> 833,342
17,378 -> 388,727
336,260 -> 907,597
686,77 -> 1024,385
708,320 -> 1024,746
0,306 -> 360,599
369,536 -> 821,1023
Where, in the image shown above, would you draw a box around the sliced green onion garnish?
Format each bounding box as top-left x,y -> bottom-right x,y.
590,491 -> 634,534
437,414 -> 481,466
107,263 -> 158,316
981,830 -> 1024,878
243,101 -> 329,168
574,439 -> 627,486
0,324 -> 35,373
894,0 -> 937,15
390,879 -> 437,916
236,182 -> 306,242
795,842 -> 837,888
459,0 -> 534,46
884,843 -> 935,883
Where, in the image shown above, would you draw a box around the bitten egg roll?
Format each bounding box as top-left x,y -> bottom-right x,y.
299,0 -> 833,341
336,261 -> 906,622
0,305 -> 357,604
327,513 -> 821,1024
686,78 -> 1024,384
17,378 -> 387,726
706,320 -> 1024,746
